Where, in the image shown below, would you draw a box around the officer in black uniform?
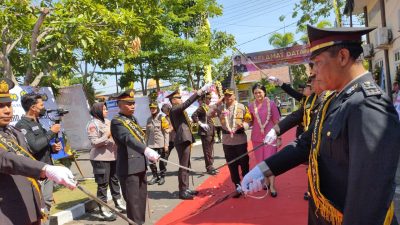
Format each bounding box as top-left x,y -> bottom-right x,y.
15,93 -> 62,221
242,26 -> 400,225
110,89 -> 160,225
0,78 -> 76,225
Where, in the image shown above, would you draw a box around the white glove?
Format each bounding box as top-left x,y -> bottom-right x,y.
199,122 -> 210,131
200,83 -> 213,92
264,129 -> 277,145
268,76 -> 283,86
240,165 -> 265,194
144,147 -> 160,162
44,165 -> 77,190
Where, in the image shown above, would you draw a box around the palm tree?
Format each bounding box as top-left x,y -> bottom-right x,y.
268,33 -> 295,48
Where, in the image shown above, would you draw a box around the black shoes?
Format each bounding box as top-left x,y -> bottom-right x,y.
179,190 -> 194,200
148,176 -> 160,185
304,192 -> 310,200
98,206 -> 117,221
113,198 -> 127,213
186,189 -> 199,196
232,190 -> 242,198
270,191 -> 278,198
207,168 -> 219,175
158,177 -> 165,185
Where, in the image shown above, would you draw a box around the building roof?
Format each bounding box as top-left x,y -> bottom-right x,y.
240,66 -> 291,84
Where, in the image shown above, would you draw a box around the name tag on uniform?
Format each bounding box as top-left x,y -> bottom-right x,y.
32,126 -> 40,131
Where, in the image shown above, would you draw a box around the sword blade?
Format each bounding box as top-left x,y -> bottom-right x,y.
77,185 -> 137,225
213,143 -> 266,172
157,157 -> 200,173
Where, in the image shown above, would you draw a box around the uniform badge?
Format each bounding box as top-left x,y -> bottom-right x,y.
32,126 -> 39,131
21,129 -> 27,135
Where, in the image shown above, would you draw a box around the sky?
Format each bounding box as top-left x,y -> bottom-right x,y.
93,0 -> 311,95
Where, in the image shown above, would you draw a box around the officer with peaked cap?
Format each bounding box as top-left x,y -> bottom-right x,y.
145,101 -> 169,185
209,88 -> 252,198
241,25 -> 400,225
167,83 -> 212,200
191,92 -> 217,175
0,78 -> 77,225
110,89 -> 160,224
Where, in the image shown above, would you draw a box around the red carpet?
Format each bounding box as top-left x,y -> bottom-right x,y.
156,128 -> 308,225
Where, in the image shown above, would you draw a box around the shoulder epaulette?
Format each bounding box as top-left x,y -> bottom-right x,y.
345,83 -> 359,97
360,81 -> 382,97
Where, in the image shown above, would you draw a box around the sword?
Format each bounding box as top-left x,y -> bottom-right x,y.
157,158 -> 206,174
206,142 -> 267,176
76,185 -> 138,225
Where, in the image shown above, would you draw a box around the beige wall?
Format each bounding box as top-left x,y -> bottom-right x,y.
362,0 -> 400,84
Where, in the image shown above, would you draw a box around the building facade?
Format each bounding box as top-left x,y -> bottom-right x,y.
352,0 -> 400,93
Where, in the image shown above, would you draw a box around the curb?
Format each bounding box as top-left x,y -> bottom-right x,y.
49,199 -> 98,225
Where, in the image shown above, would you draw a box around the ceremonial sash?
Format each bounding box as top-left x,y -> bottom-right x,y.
308,93 -> 394,225
0,132 -> 46,221
114,115 -> 146,144
302,94 -> 317,132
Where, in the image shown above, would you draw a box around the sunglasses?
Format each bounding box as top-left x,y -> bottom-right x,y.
172,96 -> 182,99
205,97 -> 212,100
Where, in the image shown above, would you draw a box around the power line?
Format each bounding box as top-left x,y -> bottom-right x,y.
221,0 -> 264,11
222,0 -> 279,16
214,0 -> 294,24
234,21 -> 297,47
214,1 -> 295,29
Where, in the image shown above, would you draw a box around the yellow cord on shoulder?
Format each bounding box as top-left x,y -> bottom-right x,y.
308,94 -> 394,225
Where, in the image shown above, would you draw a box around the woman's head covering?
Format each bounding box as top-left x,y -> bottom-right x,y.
90,102 -> 105,122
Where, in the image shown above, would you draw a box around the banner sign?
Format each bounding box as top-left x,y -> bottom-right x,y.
233,44 -> 310,72
106,96 -> 151,128
56,85 -> 92,151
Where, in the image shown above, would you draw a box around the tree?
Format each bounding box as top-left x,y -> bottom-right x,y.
0,0 -> 151,90
291,0 -> 344,30
268,33 -> 295,48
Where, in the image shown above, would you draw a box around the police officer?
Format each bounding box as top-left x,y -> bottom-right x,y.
0,78 -> 76,225
211,88 -> 252,198
145,102 -> 169,185
167,83 -> 212,200
192,92 -> 218,175
110,89 -> 160,225
241,26 -> 400,225
15,93 -> 62,221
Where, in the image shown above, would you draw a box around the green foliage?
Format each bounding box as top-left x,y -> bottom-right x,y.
290,64 -> 309,88
268,33 -> 295,48
0,0 -> 234,98
292,0 -> 344,30
373,64 -> 382,84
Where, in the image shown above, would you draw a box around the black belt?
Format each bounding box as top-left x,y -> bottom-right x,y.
222,128 -> 245,134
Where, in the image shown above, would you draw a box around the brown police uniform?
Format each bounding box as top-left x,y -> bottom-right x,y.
167,90 -> 200,198
191,93 -> 216,173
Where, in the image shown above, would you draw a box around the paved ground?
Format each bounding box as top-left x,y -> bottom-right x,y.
64,134 -> 400,225
64,140 -> 227,225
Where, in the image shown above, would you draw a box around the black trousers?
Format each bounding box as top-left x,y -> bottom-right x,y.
149,147 -> 167,177
119,172 -> 147,225
222,143 -> 249,186
175,141 -> 191,191
215,126 -> 222,141
200,135 -> 215,170
90,160 -> 122,203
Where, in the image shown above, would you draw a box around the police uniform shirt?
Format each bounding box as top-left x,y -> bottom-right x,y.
15,116 -> 57,164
